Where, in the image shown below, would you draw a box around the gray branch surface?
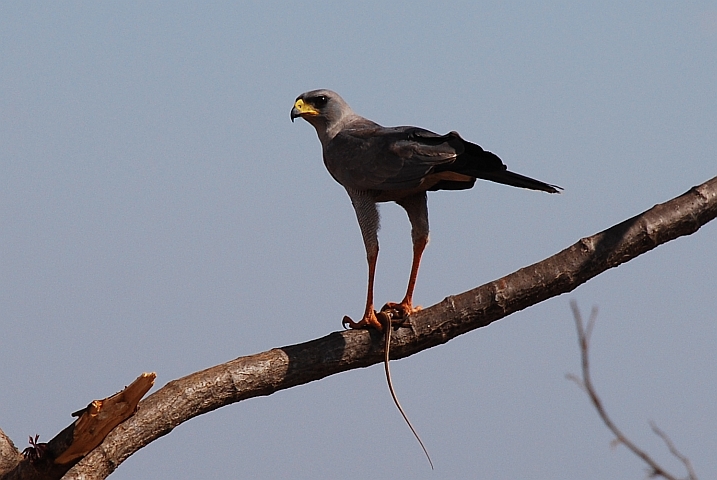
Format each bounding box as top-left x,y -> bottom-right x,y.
2,175 -> 715,480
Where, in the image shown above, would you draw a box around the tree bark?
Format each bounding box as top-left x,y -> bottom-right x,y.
2,175 -> 716,480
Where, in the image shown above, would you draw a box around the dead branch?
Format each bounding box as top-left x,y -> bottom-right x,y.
0,374 -> 154,480
568,302 -> 698,480
1,175 -> 714,480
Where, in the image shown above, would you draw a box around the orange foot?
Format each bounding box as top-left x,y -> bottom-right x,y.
342,308 -> 403,331
381,300 -> 422,320
342,309 -> 383,331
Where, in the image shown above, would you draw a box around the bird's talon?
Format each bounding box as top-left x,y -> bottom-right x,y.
342,315 -> 367,329
341,316 -> 353,329
381,301 -> 419,320
342,312 -> 384,331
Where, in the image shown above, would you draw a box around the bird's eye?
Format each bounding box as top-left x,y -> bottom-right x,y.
313,95 -> 328,108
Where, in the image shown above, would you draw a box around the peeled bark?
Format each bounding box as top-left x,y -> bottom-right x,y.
0,374 -> 154,480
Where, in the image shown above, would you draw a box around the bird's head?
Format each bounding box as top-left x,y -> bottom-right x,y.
291,89 -> 354,142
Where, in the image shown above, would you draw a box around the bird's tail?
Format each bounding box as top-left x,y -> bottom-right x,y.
476,170 -> 562,194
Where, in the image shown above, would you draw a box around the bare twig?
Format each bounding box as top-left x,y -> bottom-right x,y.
650,422 -> 698,480
569,301 -> 697,480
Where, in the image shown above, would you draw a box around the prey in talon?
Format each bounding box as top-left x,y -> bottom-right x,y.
291,89 -> 560,467
342,304 -> 410,331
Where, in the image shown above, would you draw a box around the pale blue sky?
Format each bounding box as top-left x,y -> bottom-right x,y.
1,3 -> 716,479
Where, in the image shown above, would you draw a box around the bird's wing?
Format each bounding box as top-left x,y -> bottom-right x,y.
324,125 -> 464,191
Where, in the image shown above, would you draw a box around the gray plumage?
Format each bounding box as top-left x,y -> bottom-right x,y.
291,89 -> 560,330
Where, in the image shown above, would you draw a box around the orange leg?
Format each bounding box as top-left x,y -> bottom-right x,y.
382,234 -> 427,318
342,243 -> 383,331
344,193 -> 385,331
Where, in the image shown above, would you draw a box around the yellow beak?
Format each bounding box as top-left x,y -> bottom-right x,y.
291,98 -> 320,122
